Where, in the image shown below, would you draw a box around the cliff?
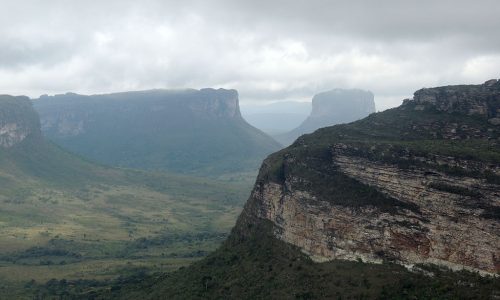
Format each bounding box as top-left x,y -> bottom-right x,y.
238,79 -> 500,274
88,80 -> 500,299
33,89 -> 281,177
275,88 -> 376,145
0,95 -> 41,148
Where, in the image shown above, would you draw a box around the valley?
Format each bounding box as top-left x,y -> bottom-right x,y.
93,80 -> 500,299
0,95 -> 252,298
2,1 -> 500,299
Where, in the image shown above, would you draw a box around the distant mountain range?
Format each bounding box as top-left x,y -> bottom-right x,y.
275,89 -> 376,145
33,89 -> 282,178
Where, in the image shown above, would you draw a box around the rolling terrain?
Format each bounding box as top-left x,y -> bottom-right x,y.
0,95 -> 250,298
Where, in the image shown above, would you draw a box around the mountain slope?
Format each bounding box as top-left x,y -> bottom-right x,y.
102,80 -> 500,299
275,88 -> 376,145
33,89 -> 282,178
0,95 -> 251,298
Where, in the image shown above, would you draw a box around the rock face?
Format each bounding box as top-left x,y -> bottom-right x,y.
239,80 -> 500,274
33,89 -> 281,176
275,89 -> 376,145
36,89 -> 242,138
412,79 -> 500,119
0,95 -> 40,148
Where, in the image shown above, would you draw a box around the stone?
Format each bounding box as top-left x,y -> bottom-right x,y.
488,118 -> 500,125
239,80 -> 500,275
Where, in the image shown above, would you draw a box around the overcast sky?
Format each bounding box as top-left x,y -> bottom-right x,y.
1,0 -> 499,110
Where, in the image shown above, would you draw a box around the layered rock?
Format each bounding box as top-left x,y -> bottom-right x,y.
239,80 -> 500,274
411,79 -> 500,125
0,95 -> 40,148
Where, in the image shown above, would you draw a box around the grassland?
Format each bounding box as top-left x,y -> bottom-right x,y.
0,134 -> 253,299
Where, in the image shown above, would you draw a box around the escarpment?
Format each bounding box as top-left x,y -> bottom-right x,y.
33,88 -> 280,176
0,95 -> 41,148
238,80 -> 500,274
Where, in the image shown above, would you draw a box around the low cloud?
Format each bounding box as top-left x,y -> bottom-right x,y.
1,0 -> 499,110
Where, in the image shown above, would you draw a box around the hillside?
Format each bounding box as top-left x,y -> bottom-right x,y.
33,89 -> 281,178
275,89 -> 376,145
99,80 -> 500,299
0,95 -> 250,298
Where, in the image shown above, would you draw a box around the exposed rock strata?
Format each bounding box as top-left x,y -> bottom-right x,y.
241,80 -> 500,274
413,79 -> 500,119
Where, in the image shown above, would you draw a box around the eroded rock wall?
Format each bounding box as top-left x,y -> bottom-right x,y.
248,149 -> 499,274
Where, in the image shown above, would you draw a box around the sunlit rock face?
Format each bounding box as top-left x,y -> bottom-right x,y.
0,95 -> 40,148
238,80 -> 500,275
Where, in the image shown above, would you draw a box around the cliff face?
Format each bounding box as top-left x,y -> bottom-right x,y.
36,89 -> 242,138
33,89 -> 280,176
412,79 -> 500,123
275,89 -> 376,145
0,95 -> 40,148
238,80 -> 500,274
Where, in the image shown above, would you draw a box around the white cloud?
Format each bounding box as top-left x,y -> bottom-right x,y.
0,0 -> 499,111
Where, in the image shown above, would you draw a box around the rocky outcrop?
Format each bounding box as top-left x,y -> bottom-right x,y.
411,79 -> 500,123
275,89 -> 376,145
0,95 -> 40,148
239,80 -> 500,274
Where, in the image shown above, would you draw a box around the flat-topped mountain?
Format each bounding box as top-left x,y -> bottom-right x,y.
275,88 -> 376,145
107,80 -> 499,299
33,89 -> 281,177
241,101 -> 311,135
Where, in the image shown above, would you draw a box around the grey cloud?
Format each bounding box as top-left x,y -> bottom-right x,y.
0,0 -> 499,111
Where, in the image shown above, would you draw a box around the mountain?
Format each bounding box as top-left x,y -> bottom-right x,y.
33,89 -> 281,178
240,101 -> 311,135
275,89 -> 376,145
0,95 -> 251,298
102,80 -> 500,299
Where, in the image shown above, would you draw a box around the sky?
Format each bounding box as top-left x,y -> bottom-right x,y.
1,0 -> 499,111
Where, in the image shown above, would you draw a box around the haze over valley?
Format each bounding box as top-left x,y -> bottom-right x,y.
0,0 -> 499,299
